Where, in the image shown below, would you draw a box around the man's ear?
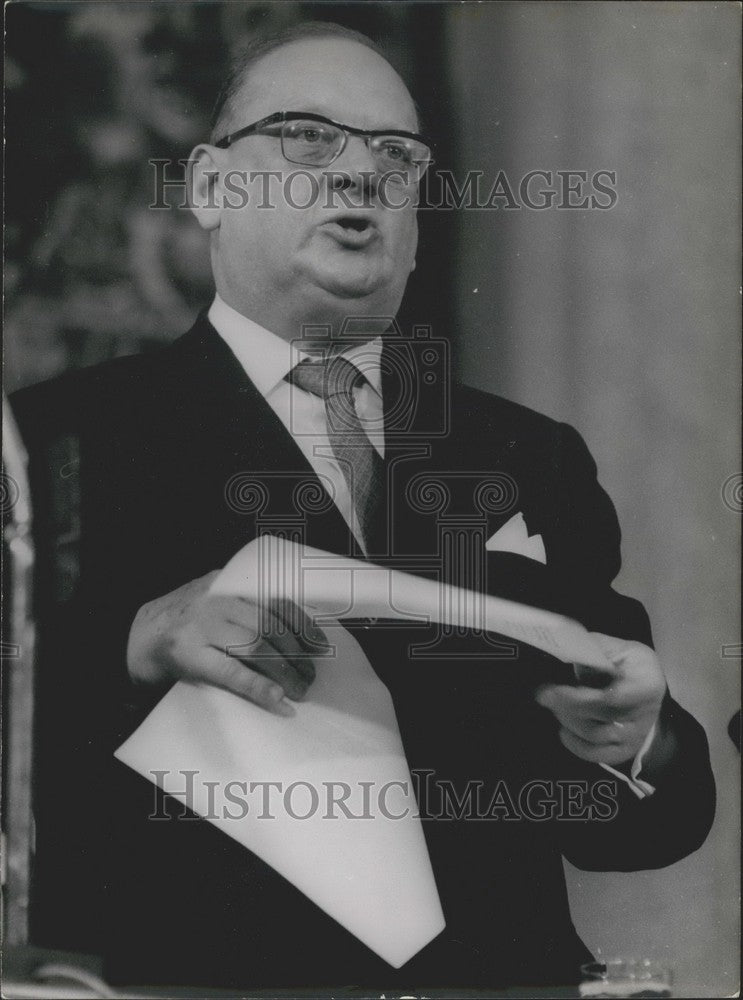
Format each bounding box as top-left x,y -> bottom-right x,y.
188,144 -> 229,231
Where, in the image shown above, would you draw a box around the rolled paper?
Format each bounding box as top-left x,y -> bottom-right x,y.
116,536 -> 611,967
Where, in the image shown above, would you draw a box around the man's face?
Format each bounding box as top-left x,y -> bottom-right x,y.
204,37 -> 420,336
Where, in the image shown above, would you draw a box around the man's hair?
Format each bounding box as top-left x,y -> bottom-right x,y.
210,21 -> 386,143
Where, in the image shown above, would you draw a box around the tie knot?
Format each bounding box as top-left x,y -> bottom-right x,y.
285,354 -> 364,401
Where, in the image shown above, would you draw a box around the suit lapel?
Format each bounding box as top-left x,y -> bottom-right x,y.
165,320 -> 525,571
167,315 -> 357,558
377,337 -> 549,588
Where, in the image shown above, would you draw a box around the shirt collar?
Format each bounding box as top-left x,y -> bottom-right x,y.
208,294 -> 384,399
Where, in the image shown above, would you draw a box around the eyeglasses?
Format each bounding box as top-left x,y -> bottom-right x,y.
214,111 -> 433,182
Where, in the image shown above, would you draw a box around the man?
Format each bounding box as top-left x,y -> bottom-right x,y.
12,21 -> 714,993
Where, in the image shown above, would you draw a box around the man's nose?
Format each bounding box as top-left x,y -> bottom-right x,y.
324,135 -> 379,198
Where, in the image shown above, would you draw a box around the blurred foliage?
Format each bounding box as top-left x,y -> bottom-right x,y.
5,1 -> 452,392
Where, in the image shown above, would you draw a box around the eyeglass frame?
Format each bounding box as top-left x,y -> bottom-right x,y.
213,110 -> 434,177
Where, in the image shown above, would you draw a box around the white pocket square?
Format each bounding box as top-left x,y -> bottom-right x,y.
485,512 -> 546,564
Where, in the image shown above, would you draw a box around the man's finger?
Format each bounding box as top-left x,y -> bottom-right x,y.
230,595 -> 329,657
258,614 -> 318,687
199,615 -> 312,695
560,718 -> 628,745
225,605 -> 318,686
572,660 -> 618,688
588,631 -> 644,662
270,597 -> 331,655
201,618 -> 261,657
558,728 -> 631,765
195,648 -> 295,716
535,682 -> 617,713
229,637 -> 312,701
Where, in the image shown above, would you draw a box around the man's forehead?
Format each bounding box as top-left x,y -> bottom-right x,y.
229,36 -> 419,133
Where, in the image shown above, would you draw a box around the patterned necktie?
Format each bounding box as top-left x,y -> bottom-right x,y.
286,354 -> 384,553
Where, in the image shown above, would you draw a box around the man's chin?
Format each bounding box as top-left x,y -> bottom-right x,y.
306,264 -> 388,303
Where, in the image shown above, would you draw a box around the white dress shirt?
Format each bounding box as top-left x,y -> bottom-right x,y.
209,294 -> 385,552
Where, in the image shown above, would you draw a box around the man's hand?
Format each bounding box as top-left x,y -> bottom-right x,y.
127,571 -> 328,716
535,632 -> 667,766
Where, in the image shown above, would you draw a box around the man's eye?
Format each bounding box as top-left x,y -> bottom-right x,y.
380,141 -> 413,164
289,124 -> 331,144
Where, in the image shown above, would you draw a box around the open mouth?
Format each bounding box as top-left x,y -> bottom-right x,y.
336,216 -> 370,232
322,215 -> 377,247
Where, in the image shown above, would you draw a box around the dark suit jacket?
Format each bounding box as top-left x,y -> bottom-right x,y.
11,314 -> 715,992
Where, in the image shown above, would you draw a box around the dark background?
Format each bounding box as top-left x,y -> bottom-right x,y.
5,1 -> 454,388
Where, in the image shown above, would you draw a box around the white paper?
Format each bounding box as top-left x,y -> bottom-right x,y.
116,535 -> 611,969
116,620 -> 445,968
212,534 -> 611,670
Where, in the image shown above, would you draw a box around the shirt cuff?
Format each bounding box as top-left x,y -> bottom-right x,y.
598,721 -> 657,800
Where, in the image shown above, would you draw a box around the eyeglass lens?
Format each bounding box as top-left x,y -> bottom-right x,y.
281,120 -> 429,177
